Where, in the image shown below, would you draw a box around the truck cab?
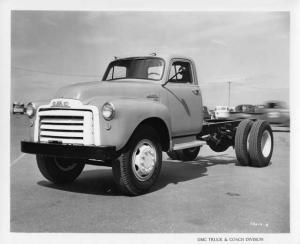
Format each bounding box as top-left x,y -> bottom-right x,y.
101,54 -> 204,139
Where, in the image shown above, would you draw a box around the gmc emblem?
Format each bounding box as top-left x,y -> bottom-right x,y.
51,100 -> 70,108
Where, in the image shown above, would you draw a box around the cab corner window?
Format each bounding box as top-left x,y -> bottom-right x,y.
169,61 -> 193,84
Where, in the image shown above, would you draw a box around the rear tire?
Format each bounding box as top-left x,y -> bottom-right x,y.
207,140 -> 230,152
167,150 -> 179,160
234,119 -> 254,166
167,147 -> 201,161
248,120 -> 274,167
112,125 -> 162,196
36,155 -> 85,184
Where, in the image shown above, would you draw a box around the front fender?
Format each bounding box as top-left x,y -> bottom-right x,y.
90,98 -> 171,151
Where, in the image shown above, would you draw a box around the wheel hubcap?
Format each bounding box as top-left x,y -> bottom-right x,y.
132,139 -> 157,181
261,130 -> 272,157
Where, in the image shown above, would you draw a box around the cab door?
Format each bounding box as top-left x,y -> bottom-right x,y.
164,59 -> 203,137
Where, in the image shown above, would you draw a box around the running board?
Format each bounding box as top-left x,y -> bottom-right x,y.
173,140 -> 206,151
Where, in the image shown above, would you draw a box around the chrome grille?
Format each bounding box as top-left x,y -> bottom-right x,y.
38,110 -> 94,145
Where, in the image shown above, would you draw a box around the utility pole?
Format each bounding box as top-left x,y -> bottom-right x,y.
228,81 -> 231,107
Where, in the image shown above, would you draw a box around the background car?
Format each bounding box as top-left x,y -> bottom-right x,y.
214,106 -> 230,120
12,102 -> 25,114
259,101 -> 290,126
203,106 -> 211,121
228,104 -> 256,120
235,104 -> 255,113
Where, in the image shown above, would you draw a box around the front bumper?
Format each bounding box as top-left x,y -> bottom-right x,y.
21,141 -> 117,161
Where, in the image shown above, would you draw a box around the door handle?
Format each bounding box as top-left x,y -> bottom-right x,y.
192,89 -> 200,95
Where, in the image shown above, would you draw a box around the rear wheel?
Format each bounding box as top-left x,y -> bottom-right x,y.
248,120 -> 273,167
167,150 -> 179,160
167,147 -> 200,161
234,119 -> 254,166
36,155 -> 85,184
207,140 -> 230,152
112,125 -> 162,196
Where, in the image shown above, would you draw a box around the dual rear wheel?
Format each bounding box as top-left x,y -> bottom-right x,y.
235,119 -> 273,167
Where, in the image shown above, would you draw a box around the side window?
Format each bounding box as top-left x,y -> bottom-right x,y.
169,61 -> 193,83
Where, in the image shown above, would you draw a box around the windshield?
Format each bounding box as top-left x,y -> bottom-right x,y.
103,57 -> 165,81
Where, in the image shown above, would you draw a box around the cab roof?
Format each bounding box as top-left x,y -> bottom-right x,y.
113,53 -> 193,62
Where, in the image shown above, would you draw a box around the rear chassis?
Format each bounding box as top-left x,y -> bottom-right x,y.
198,119 -> 247,146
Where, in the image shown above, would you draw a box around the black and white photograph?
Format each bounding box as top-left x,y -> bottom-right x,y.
1,0 -> 300,243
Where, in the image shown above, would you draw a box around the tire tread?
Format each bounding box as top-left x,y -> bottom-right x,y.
112,125 -> 162,196
234,119 -> 253,166
248,120 -> 273,167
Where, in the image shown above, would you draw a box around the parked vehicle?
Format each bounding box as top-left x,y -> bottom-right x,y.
12,102 -> 25,114
260,101 -> 290,126
229,104 -> 257,120
209,109 -> 216,119
203,106 -> 210,121
235,104 -> 255,113
214,106 -> 230,119
229,102 -> 289,127
229,106 -> 235,112
21,54 -> 274,195
255,104 -> 265,112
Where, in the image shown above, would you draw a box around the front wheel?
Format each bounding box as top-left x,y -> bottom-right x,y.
36,155 -> 85,184
112,125 -> 162,196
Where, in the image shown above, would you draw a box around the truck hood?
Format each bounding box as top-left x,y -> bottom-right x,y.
54,80 -> 161,104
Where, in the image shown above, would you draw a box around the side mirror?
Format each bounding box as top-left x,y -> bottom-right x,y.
178,66 -> 186,74
162,66 -> 187,87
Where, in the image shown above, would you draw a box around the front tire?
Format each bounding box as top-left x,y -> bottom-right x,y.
36,155 -> 85,184
112,125 -> 162,196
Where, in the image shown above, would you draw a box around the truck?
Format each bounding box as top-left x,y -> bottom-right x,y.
21,54 -> 274,196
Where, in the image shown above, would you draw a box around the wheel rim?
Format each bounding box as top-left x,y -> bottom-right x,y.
261,130 -> 272,157
131,139 -> 157,181
54,158 -> 77,171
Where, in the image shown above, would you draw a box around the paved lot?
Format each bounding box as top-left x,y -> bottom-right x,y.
10,115 -> 290,233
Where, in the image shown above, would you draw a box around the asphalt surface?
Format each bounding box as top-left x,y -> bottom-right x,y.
10,115 -> 290,233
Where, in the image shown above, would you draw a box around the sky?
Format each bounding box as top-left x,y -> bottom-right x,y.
11,11 -> 289,108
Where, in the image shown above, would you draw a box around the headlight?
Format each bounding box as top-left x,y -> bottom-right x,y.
26,102 -> 36,118
102,102 -> 115,120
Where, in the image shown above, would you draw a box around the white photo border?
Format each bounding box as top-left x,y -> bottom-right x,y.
0,0 -> 299,244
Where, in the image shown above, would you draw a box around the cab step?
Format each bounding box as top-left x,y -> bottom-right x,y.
173,140 -> 206,151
